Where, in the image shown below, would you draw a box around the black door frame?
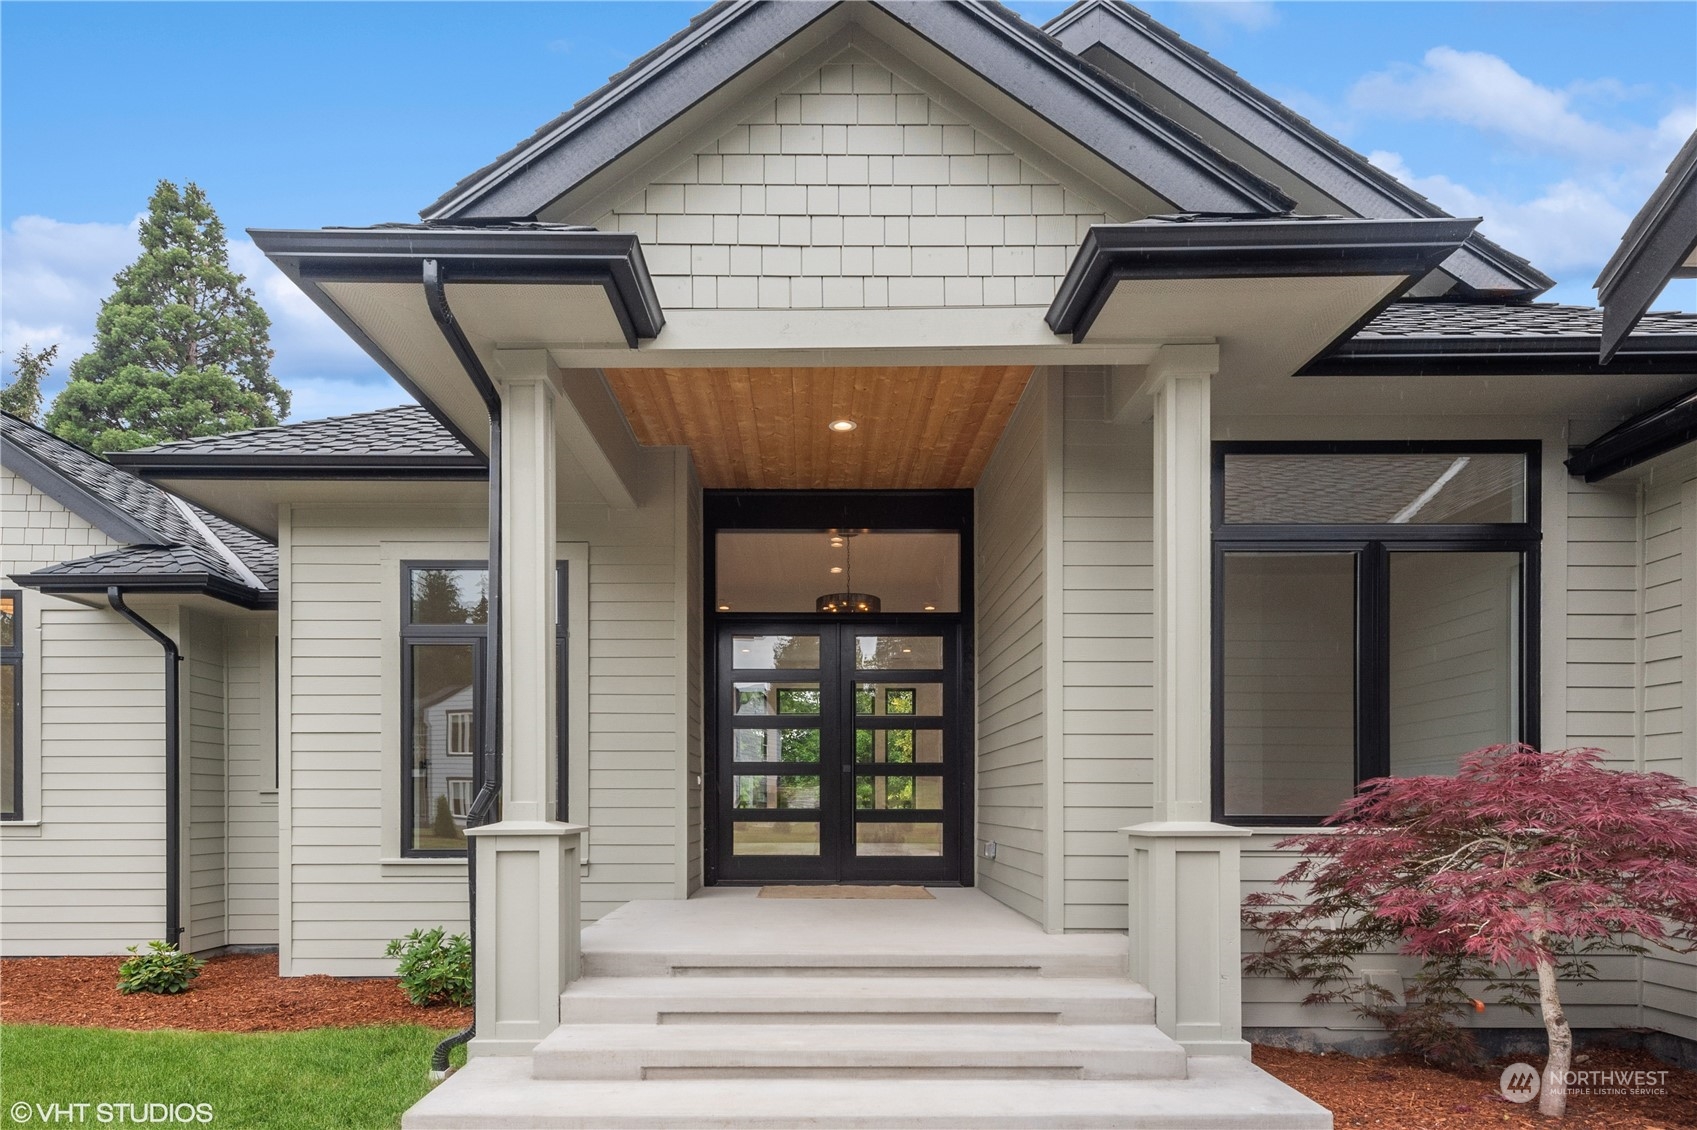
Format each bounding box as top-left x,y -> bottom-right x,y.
704,490 -> 975,886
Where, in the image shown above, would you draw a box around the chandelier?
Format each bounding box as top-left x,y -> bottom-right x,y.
816,531 -> 880,614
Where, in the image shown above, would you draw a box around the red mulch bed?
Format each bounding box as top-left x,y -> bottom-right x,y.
0,953 -> 470,1032
1256,1044 -> 1697,1129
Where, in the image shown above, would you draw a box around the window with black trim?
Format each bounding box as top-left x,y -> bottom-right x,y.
402,563 -> 488,856
1213,443 -> 1540,825
2,590 -> 20,821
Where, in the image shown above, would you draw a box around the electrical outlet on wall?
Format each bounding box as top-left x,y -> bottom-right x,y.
981,840 -> 997,860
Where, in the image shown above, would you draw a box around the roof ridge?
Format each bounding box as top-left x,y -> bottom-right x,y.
125,403 -> 428,455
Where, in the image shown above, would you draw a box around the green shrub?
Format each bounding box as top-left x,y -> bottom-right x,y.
385,927 -> 472,1007
117,940 -> 205,995
432,795 -> 457,842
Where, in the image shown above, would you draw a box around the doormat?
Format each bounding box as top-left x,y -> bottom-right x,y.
758,885 -> 934,900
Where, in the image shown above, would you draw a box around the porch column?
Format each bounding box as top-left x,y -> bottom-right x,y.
1123,344 -> 1252,1058
467,350 -> 585,1058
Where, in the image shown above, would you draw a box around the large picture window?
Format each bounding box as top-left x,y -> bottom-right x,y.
1213,443 -> 1539,825
402,563 -> 487,856
2,591 -> 20,821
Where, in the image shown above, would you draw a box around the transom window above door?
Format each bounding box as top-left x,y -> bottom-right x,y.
1213,442 -> 1541,826
715,531 -> 959,614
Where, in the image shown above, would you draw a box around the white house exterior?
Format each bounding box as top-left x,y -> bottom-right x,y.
5,1 -> 1696,1122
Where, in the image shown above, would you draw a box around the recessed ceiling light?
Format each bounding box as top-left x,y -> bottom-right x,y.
901,648 -> 912,653
923,604 -> 937,612
830,566 -> 844,574
828,419 -> 857,432
717,604 -> 731,611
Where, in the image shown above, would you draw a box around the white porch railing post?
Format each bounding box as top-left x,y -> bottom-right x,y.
1124,344 -> 1252,1058
467,350 -> 585,1058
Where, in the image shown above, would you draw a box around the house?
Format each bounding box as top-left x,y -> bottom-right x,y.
5,1 -> 1696,1124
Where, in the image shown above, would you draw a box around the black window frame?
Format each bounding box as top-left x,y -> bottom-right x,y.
399,560 -> 572,857
2,589 -> 21,821
1211,441 -> 1542,826
400,560 -> 489,858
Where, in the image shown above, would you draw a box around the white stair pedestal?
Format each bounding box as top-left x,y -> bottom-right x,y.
1125,820 -> 1254,1057
465,821 -> 585,1057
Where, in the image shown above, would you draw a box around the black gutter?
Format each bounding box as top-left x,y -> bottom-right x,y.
1046,215 -> 1479,341
1565,386 -> 1697,482
18,571 -> 277,611
421,258 -> 503,1075
1300,334 -> 1697,378
106,588 -> 184,948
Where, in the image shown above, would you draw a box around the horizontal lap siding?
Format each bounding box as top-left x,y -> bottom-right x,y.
974,374 -> 1048,924
1640,474 -> 1695,1041
1061,372 -> 1152,931
183,610 -> 226,953
285,455 -> 688,972
225,626 -> 278,945
1566,480 -> 1641,767
2,471 -> 166,954
286,506 -> 461,975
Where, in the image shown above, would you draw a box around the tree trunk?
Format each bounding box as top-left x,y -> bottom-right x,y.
1536,952 -> 1571,1118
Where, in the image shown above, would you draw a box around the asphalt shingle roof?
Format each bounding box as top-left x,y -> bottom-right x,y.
2,413 -> 274,596
1351,302 -> 1697,341
120,404 -> 473,460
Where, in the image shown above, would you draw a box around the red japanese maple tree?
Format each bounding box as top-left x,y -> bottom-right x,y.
1244,745 -> 1697,1117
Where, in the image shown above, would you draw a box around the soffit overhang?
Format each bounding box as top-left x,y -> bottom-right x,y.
249,226 -> 666,458
1565,385 -> 1697,483
425,0 -> 1295,225
1044,0 -> 1553,302
1047,215 -> 1478,380
127,477 -> 490,541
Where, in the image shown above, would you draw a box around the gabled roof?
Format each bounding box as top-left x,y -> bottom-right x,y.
1595,129 -> 1697,362
1300,301 -> 1697,377
109,404 -> 483,478
2,412 -> 275,606
421,0 -> 1297,222
1043,0 -> 1552,300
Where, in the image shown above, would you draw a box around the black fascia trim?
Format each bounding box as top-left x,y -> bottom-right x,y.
1300,334 -> 1697,378
869,1 -> 1292,214
430,0 -> 1295,222
108,453 -> 489,480
1044,1 -> 1553,298
1596,139 -> 1697,362
0,440 -> 160,547
251,227 -> 665,341
1047,216 -> 1479,340
1565,386 -> 1697,482
12,570 -> 277,611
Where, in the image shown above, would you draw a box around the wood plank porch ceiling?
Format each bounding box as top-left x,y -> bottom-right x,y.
603,366 -> 1035,489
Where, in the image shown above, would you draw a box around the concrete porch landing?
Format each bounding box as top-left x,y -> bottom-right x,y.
404,889 -> 1332,1129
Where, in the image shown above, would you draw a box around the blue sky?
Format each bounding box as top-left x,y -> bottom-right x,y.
3,1 -> 1693,421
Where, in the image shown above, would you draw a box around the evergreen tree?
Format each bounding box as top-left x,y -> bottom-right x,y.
45,180 -> 288,454
0,344 -> 58,424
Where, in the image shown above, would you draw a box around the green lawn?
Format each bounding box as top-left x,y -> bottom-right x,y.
0,1025 -> 466,1130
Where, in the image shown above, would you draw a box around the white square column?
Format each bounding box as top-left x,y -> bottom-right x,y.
468,350 -> 585,1057
1123,344 -> 1252,1058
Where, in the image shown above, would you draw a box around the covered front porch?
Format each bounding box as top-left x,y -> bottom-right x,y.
404,887 -> 1331,1128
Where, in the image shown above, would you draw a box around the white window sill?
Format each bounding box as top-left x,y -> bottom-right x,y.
379,857 -> 468,879
1,821 -> 43,836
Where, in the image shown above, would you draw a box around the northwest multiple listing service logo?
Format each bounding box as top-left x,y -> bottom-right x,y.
1499,1063 -> 1541,1103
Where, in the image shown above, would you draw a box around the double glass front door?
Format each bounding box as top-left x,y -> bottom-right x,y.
715,621 -> 960,883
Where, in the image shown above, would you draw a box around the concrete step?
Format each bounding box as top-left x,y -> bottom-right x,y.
582,950 -> 1128,979
530,1021 -> 1188,1081
560,974 -> 1157,1025
405,1055 -> 1334,1128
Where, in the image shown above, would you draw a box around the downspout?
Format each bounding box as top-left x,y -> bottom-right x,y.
107,588 -> 184,947
422,259 -> 503,1077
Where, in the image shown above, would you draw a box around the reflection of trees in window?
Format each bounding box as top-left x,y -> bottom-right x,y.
411,568 -> 488,626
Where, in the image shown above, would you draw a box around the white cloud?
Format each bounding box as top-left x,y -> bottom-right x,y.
1,213 -> 403,422
1350,47 -> 1688,168
1368,150 -> 1632,275
1180,1 -> 1277,33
